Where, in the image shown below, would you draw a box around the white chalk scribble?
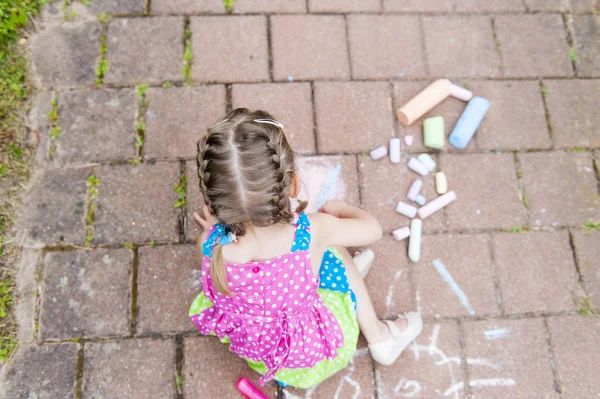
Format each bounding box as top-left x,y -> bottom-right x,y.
484,328 -> 511,340
385,270 -> 405,314
315,163 -> 342,210
432,259 -> 476,315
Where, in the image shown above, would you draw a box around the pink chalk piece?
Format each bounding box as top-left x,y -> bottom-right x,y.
404,135 -> 414,146
417,191 -> 456,219
408,157 -> 429,177
370,146 -> 387,160
236,378 -> 269,399
389,138 -> 401,164
406,179 -> 423,202
450,84 -> 473,102
395,201 -> 418,218
393,226 -> 411,241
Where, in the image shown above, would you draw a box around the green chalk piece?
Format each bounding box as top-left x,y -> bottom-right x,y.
423,116 -> 445,149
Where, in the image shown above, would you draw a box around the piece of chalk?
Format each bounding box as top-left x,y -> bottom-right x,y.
396,79 -> 452,126
236,378 -> 268,399
423,116 -> 445,149
370,146 -> 388,160
389,138 -> 401,164
393,227 -> 411,241
448,97 -> 490,149
415,194 -> 426,206
395,201 -> 418,218
417,153 -> 436,172
417,191 -> 456,219
406,179 -> 423,202
404,135 -> 414,146
450,84 -> 473,102
408,157 -> 429,176
354,249 -> 375,278
408,219 -> 422,263
435,172 -> 448,194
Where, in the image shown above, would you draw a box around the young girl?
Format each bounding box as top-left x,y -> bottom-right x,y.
189,108 -> 423,389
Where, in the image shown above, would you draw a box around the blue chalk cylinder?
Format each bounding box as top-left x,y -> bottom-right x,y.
448,97 -> 490,149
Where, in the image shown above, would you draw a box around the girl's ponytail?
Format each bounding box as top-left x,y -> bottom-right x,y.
211,244 -> 231,296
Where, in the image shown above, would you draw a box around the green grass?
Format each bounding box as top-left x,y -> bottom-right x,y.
162,81 -> 172,88
0,280 -> 13,318
223,0 -> 233,12
174,175 -> 187,208
95,33 -> 109,87
570,48 -> 579,64
85,175 -> 99,247
136,83 -> 148,98
540,87 -> 549,94
584,221 -> 600,232
568,147 -> 587,152
123,242 -> 137,250
504,226 -> 525,233
183,29 -> 193,85
149,241 -> 156,248
577,294 -> 598,318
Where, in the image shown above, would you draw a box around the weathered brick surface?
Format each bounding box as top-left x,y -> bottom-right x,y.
348,15 -> 425,80
88,0 -> 146,14
375,322 -> 466,398
185,161 -> 204,242
571,230 -> 600,308
31,20 -> 101,88
495,15 -> 573,78
308,0 -> 380,12
234,0 -> 306,13
413,234 -> 499,318
524,0 -> 570,11
570,0 -> 598,11
314,82 -> 394,153
27,91 -> 53,165
544,79 -> 600,148
492,231 -> 578,314
271,15 -> 350,81
82,339 -> 176,398
55,89 -> 137,163
1,344 -> 78,399
442,153 -> 527,230
144,86 -> 226,159
105,17 -> 184,85
232,83 -> 315,154
548,316 -> 600,397
520,152 -> 600,227
152,0 -> 223,13
384,0 -> 453,11
184,336 -> 278,398
423,16 -> 501,78
456,0 -> 524,11
463,318 -> 555,398
40,249 -> 132,340
137,245 -> 200,335
94,163 -> 180,244
18,167 -> 89,246
190,16 -> 269,83
466,80 -> 551,150
569,15 -> 600,78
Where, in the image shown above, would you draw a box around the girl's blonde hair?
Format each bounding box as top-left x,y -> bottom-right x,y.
197,108 -> 307,295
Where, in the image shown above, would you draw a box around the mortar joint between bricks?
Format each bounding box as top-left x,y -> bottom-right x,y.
490,16 -> 506,77
487,231 -> 506,315
456,320 -> 473,398
95,18 -> 110,87
538,79 -> 555,149
74,342 -> 85,399
266,15 -> 274,82
176,161 -> 188,243
84,172 -> 100,247
560,12 -> 579,77
225,84 -> 233,113
183,18 -> 193,86
133,83 -> 149,164
47,92 -> 60,159
129,247 -> 139,336
542,317 -> 563,397
174,335 -> 185,399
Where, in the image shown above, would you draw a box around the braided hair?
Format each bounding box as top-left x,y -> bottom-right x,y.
196,108 -> 307,295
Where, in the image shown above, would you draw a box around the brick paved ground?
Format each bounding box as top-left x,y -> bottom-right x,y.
2,0 -> 599,398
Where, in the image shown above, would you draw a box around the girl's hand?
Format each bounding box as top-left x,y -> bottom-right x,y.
193,205 -> 217,231
318,200 -> 348,218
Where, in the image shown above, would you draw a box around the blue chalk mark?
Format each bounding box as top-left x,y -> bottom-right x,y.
432,258 -> 476,315
315,163 -> 342,210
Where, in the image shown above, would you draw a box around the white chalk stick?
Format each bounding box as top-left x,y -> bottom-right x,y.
435,172 -> 448,194
389,138 -> 401,164
408,219 -> 422,263
404,135 -> 414,146
370,146 -> 387,160
417,191 -> 456,219
354,249 -> 375,278
392,227 -> 411,241
450,84 -> 473,102
406,179 -> 423,202
415,194 -> 426,206
408,157 -> 428,176
417,153 -> 436,172
395,201 -> 418,218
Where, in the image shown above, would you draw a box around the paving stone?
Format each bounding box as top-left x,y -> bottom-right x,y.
82,339 -> 176,398
455,0 -> 524,11
524,0 -> 570,11
94,163 -> 180,244
283,347 -> 375,398
144,86 -> 226,159
413,234 -> 499,318
347,15 -> 425,80
423,16 -> 501,78
383,0 -> 453,11
54,89 -> 137,163
190,16 -> 269,83
152,0 -> 224,13
544,80 -> 600,148
364,236 -> 414,319
184,336 -> 278,398
492,231 -> 578,314
88,0 -> 146,14
571,230 -> 600,308
27,91 -> 53,165
359,155 -> 444,233
442,153 -> 527,230
105,17 -> 184,85
570,0 -> 598,11
308,0 -> 380,12
1,344 -> 77,399
18,167 -> 89,246
137,245 -> 200,335
185,160 -> 205,242
548,316 -> 600,397
495,15 -> 573,78
375,321 -> 466,398
234,0 -> 306,13
271,15 -> 350,81
31,20 -> 101,88
463,318 -> 555,398
40,249 -> 132,340
569,15 -> 600,78
392,81 -> 470,153
15,250 -> 41,343
520,152 -> 600,227
232,83 -> 315,154
466,80 -> 551,150
314,82 -> 394,154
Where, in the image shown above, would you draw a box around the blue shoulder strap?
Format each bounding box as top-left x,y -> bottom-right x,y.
291,212 -> 311,252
